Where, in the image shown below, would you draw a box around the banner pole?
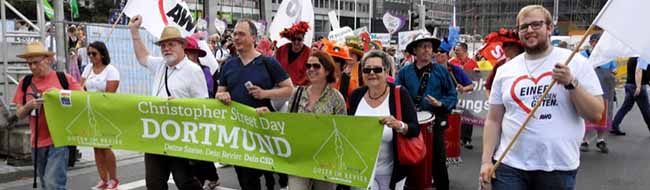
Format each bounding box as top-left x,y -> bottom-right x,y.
489,24 -> 597,177
106,11 -> 124,42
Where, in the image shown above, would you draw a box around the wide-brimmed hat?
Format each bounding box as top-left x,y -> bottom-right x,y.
323,39 -> 352,60
280,21 -> 310,39
184,36 -> 206,57
406,32 -> 441,55
345,36 -> 364,60
17,41 -> 55,59
156,26 -> 185,45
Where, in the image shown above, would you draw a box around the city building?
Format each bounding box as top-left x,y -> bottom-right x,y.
457,0 -> 607,36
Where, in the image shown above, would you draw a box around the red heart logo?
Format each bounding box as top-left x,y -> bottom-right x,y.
509,72 -> 553,113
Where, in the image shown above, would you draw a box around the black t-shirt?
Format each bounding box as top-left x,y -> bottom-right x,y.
288,45 -> 304,64
415,63 -> 432,80
626,57 -> 650,85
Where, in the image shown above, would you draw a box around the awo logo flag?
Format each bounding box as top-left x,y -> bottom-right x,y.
59,90 -> 72,107
124,0 -> 196,39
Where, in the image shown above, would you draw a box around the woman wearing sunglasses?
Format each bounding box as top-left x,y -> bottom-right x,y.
347,50 -> 420,189
80,41 -> 121,190
284,50 -> 346,189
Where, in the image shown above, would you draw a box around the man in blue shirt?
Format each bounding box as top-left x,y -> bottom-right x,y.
396,33 -> 458,190
580,32 -> 615,153
436,46 -> 476,149
216,19 -> 294,190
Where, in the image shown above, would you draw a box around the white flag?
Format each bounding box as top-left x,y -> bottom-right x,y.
586,32 -> 637,68
269,0 -> 315,47
593,0 -> 650,63
124,0 -> 196,39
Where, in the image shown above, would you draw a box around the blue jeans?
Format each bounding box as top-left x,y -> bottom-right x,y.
33,145 -> 69,190
612,84 -> 650,131
491,164 -> 577,190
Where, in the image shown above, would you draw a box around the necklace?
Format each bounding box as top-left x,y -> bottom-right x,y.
368,86 -> 388,100
523,54 -> 549,78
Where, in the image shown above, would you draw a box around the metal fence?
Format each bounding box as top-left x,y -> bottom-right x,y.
85,24 -> 161,95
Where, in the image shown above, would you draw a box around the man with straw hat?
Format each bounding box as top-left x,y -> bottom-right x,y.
396,31 -> 458,190
479,5 -> 603,190
129,15 -> 208,189
13,41 -> 83,189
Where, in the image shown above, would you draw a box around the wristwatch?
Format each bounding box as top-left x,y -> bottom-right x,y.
564,79 -> 579,90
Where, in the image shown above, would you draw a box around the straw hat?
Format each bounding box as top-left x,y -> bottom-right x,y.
156,26 -> 185,45
17,41 -> 55,59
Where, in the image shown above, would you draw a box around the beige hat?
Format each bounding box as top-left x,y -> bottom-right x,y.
155,26 -> 185,45
17,41 -> 55,59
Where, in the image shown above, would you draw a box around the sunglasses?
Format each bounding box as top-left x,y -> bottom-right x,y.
87,52 -> 99,57
305,63 -> 322,70
362,67 -> 384,74
517,20 -> 547,31
291,37 -> 303,42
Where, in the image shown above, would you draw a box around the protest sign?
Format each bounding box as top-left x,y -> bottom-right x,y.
124,0 -> 196,39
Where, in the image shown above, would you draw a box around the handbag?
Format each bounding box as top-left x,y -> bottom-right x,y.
394,86 -> 426,165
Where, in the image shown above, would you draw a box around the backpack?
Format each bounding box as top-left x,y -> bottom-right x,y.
21,72 -> 69,104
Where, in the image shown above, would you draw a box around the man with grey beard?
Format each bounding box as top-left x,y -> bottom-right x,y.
130,15 -> 208,190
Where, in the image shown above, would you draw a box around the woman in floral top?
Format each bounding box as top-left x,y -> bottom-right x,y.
287,50 -> 346,189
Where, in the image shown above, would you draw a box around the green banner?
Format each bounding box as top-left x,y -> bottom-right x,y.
43,90 -> 383,187
70,0 -> 79,19
43,0 -> 54,20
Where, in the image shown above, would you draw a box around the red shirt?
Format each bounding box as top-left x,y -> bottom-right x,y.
13,71 -> 82,147
275,44 -> 311,86
449,57 -> 478,70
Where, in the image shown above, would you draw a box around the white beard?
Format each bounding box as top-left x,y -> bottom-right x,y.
163,54 -> 178,65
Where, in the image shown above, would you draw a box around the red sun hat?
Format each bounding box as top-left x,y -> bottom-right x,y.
184,36 -> 207,57
280,21 -> 310,39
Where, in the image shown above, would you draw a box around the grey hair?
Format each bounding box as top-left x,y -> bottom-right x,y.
361,50 -> 391,70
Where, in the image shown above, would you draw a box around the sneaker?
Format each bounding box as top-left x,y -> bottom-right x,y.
610,130 -> 626,136
580,142 -> 589,152
106,179 -> 120,190
596,141 -> 609,154
92,180 -> 108,190
202,180 -> 220,190
463,141 -> 474,150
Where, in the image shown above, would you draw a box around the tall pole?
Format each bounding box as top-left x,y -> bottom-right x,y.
553,0 -> 559,25
54,0 -> 66,71
337,0 -> 340,22
354,0 -> 357,29
368,0 -> 372,33
37,0 -> 46,40
206,0 -> 216,35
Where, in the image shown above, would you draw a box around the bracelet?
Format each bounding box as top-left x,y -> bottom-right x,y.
398,122 -> 407,134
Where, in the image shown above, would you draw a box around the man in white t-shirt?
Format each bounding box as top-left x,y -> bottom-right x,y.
129,15 -> 208,190
479,5 -> 604,190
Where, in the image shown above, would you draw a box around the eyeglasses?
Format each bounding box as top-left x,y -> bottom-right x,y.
87,52 -> 98,57
26,58 -> 45,65
291,37 -> 304,42
362,67 -> 384,74
517,20 -> 547,31
305,63 -> 322,70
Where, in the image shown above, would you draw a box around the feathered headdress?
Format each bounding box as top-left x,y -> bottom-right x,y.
280,21 -> 310,39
